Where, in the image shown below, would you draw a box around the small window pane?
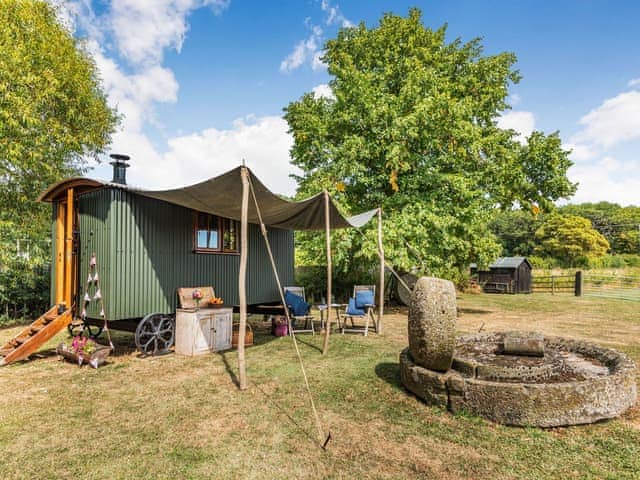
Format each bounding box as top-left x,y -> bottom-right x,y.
208,230 -> 219,249
197,230 -> 209,249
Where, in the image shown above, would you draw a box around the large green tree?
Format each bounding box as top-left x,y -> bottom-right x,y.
285,9 -> 575,282
534,214 -> 609,264
0,1 -> 118,315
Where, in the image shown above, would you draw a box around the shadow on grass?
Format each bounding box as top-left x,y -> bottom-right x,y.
375,361 -> 403,390
218,351 -> 240,388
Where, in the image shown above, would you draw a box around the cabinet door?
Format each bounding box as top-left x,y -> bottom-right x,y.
213,312 -> 232,351
194,313 -> 213,354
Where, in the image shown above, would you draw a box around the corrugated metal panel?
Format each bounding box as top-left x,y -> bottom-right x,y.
489,257 -> 527,269
86,189 -> 295,321
77,189 -> 112,318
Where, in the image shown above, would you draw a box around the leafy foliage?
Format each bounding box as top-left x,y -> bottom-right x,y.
534,214 -> 610,265
285,9 -> 575,283
489,209 -> 542,257
0,1 -> 118,317
559,202 -> 640,254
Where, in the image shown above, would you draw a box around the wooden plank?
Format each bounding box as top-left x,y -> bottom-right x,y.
55,202 -> 65,304
64,188 -> 74,308
0,309 -> 71,366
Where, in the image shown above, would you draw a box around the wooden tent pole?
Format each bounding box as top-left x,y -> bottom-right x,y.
322,191 -> 332,356
238,167 -> 249,390
377,207 -> 384,333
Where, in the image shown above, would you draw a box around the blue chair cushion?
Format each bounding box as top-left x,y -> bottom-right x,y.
285,291 -> 310,316
355,290 -> 374,309
346,297 -> 365,316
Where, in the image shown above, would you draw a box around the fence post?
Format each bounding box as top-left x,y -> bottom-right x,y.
551,276 -> 555,295
575,270 -> 583,297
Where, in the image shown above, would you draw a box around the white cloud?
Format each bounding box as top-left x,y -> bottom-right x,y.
562,142 -> 596,162
628,78 -> 640,89
321,0 -> 353,28
572,90 -> 640,149
497,110 -> 535,144
567,156 -> 640,206
312,83 -> 335,99
280,1 -> 352,73
280,25 -> 324,73
109,0 -> 229,65
128,115 -> 299,195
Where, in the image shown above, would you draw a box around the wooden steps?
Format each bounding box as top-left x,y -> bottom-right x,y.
0,306 -> 72,366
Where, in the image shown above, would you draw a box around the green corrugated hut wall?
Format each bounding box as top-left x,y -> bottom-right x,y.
53,187 -> 294,321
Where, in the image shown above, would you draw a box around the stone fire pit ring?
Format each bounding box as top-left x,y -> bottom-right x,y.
400,333 -> 637,427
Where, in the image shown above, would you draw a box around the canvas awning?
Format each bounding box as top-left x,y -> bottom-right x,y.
39,166 -> 377,231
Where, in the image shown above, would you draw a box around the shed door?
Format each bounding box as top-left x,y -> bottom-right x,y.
54,188 -> 78,309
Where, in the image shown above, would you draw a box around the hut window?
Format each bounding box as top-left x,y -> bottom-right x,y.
194,213 -> 239,253
195,213 -> 220,250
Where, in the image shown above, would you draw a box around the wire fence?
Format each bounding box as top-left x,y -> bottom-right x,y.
583,274 -> 640,302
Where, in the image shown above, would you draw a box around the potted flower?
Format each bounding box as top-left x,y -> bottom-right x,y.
57,335 -> 112,368
192,289 -> 203,309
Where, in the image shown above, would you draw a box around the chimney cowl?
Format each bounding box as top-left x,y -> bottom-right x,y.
109,153 -> 130,185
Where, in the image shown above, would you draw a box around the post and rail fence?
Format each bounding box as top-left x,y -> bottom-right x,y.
531,271 -> 640,301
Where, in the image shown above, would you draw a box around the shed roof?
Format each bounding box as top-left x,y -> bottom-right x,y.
38,166 -> 377,231
489,257 -> 531,269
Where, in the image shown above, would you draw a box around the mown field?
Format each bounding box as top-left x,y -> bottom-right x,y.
1,293 -> 639,479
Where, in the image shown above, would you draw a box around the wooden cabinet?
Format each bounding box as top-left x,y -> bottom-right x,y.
175,307 -> 233,356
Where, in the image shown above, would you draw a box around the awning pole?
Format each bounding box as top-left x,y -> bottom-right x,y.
377,207 -> 384,333
322,190 -> 332,355
238,166 -> 249,390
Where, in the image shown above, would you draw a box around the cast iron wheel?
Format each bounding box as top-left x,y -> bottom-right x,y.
67,321 -> 103,339
135,313 -> 175,356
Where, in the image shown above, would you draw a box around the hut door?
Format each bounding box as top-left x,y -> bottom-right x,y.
54,188 -> 77,309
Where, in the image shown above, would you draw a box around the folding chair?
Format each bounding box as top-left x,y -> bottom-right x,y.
341,285 -> 376,336
283,286 -> 315,335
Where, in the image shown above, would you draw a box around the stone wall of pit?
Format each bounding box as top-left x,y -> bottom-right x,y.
400,336 -> 637,427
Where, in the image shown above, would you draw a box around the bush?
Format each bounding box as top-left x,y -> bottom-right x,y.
527,255 -> 557,269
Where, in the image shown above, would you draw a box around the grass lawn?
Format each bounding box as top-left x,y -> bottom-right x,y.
1,293 -> 639,479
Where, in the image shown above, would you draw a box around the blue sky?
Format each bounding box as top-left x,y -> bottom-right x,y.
63,0 -> 639,205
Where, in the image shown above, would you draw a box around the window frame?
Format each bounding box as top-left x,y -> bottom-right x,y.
193,212 -> 240,255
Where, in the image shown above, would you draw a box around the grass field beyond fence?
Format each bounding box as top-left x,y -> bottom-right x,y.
1,294 -> 639,479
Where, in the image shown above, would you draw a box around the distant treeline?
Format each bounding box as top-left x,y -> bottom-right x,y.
490,202 -> 640,268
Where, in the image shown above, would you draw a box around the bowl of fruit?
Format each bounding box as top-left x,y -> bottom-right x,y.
208,296 -> 225,308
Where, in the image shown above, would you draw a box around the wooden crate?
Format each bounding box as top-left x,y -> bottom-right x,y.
177,286 -> 216,309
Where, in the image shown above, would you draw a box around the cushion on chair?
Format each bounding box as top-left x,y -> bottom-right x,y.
355,290 -> 374,309
346,297 -> 365,316
285,291 -> 310,316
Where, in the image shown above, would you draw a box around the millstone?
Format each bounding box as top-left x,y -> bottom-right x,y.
502,331 -> 545,357
408,276 -> 457,372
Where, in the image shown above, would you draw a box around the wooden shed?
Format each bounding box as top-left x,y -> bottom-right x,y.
472,257 -> 532,294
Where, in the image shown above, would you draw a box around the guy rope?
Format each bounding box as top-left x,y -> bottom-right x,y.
247,172 -> 331,450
